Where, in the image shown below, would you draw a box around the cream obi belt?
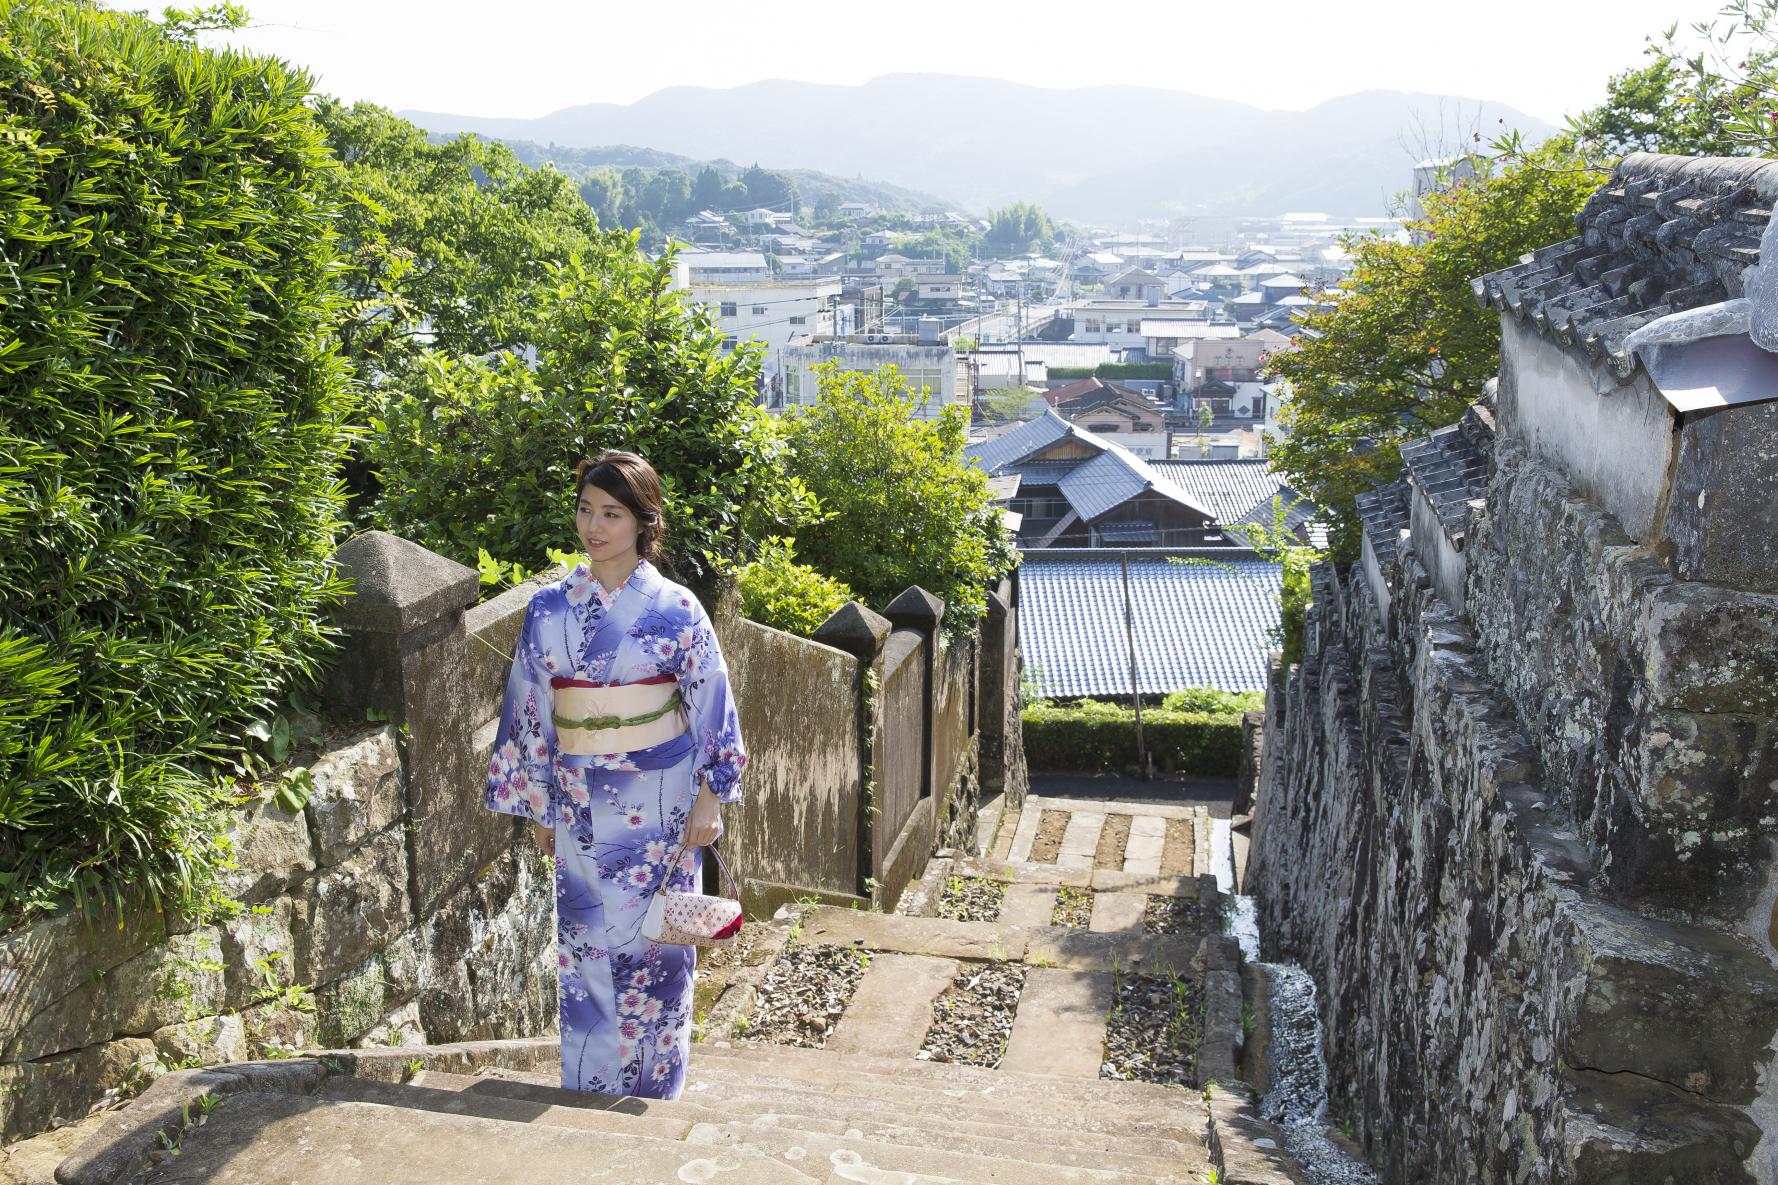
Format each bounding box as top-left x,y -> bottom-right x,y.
552,679 -> 686,755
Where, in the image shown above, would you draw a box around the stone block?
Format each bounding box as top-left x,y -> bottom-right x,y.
1562,898 -> 1778,1104
1641,581 -> 1778,715
0,1036 -> 155,1145
304,725 -> 403,867
0,905 -> 176,1058
219,895 -> 300,1012
223,796 -> 315,902
298,826 -> 410,987
1663,399 -> 1778,596
3,926 -> 226,1065
150,1013 -> 248,1069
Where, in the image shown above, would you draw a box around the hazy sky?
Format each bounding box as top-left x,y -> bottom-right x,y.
208,0 -> 1727,126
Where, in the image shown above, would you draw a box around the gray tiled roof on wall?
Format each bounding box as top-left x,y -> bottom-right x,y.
1020,551 -> 1282,696
1473,152 -> 1776,379
1354,481 -> 1412,568
1397,410 -> 1493,544
1148,459 -> 1295,525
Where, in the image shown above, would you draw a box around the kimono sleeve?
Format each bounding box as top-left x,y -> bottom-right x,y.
678,597 -> 747,804
484,597 -> 560,826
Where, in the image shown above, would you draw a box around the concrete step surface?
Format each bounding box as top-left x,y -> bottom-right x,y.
405,1069 -> 1205,1168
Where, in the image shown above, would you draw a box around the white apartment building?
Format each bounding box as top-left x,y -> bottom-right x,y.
670,261 -> 842,402
1071,301 -> 1215,354
779,338 -> 965,420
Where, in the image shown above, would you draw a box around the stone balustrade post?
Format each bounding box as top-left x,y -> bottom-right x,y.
322,530 -> 511,918
812,601 -> 893,901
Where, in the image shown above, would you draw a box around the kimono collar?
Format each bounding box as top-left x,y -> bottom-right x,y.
565,556 -> 662,606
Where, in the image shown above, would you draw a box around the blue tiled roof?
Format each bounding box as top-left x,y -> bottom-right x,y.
1019,551 -> 1282,697
1148,459 -> 1293,525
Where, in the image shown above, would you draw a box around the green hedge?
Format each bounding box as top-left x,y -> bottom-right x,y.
1021,700 -> 1244,777
1048,363 -> 1173,381
0,4 -> 355,928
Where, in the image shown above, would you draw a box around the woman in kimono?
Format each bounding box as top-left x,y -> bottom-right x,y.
483,449 -> 746,1101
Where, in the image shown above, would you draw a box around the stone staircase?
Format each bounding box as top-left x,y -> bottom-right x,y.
50,795 -> 1304,1185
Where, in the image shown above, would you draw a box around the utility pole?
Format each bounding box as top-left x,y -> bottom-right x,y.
1120,551 -> 1149,780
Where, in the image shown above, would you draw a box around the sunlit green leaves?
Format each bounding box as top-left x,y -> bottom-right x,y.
0,2 -> 354,931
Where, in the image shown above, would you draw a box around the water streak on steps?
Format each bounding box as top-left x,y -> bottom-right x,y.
1214,815 -> 1378,1184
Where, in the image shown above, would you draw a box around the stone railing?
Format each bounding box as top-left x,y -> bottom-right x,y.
0,530 -> 1026,1143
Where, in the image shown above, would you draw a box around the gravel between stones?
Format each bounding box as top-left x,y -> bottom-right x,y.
1142,893 -> 1206,935
1028,809 -> 1070,863
1052,885 -> 1093,928
1095,814 -> 1132,869
918,962 -> 1026,1067
1101,972 -> 1202,1086
740,941 -> 867,1048
938,876 -> 1006,922
1160,817 -> 1195,875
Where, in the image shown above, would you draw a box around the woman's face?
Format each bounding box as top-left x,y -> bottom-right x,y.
575,483 -> 641,566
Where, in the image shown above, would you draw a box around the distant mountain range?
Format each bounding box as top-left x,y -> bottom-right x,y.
403,74 -> 1556,225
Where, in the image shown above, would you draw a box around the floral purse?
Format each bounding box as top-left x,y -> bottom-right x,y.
642,842 -> 744,947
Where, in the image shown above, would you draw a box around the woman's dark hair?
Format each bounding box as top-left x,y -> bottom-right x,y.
574,450 -> 668,563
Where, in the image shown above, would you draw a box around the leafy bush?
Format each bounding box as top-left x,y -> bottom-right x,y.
779,363 -> 1016,642
735,539 -> 855,637
0,3 -> 356,929
1159,688 -> 1265,715
362,245 -> 816,592
1020,700 -> 1244,777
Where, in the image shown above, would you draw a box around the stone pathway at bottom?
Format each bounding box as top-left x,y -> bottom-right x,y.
47,795 -> 1302,1185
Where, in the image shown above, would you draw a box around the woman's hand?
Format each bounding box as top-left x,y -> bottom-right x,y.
683,785 -> 723,848
534,821 -> 556,857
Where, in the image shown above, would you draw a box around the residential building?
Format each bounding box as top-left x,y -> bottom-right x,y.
670,266 -> 841,400
1046,379 -> 1172,458
1172,336 -> 1277,402
915,275 -> 963,304
965,411 -> 1220,548
1104,267 -> 1166,305
779,337 -> 964,419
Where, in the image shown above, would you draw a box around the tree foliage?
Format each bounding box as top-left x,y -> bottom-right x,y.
0,1 -> 355,928
779,364 -> 1016,641
734,538 -> 855,638
984,201 -> 1058,254
361,245 -> 816,592
1263,152 -> 1596,557
313,100 -> 603,384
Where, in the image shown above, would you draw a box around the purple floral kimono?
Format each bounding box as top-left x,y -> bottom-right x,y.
484,558 -> 745,1100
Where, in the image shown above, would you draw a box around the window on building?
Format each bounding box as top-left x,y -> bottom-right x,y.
1126,320 -> 1141,333
1083,318 -> 1102,333
720,302 -> 737,317
789,316 -> 806,326
720,336 -> 737,352
1087,422 -> 1120,432
785,369 -> 802,403
751,305 -> 768,315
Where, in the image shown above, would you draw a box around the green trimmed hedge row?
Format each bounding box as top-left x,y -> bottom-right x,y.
0,4 -> 355,928
1048,362 -> 1174,381
1021,700 -> 1244,777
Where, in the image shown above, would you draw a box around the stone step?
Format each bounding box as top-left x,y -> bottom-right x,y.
1123,814 -> 1167,875
996,882 -> 1060,928
672,1053 -> 1201,1124
1087,892 -> 1147,934
478,1061 -> 1203,1145
800,906 -> 1028,961
827,952 -> 959,1058
1057,809 -> 1107,869
413,1067 -> 1206,1167
323,1073 -> 704,1138
999,967 -> 1114,1078
688,1118 -> 1209,1185
693,1039 -> 1202,1112
131,1091 -> 821,1185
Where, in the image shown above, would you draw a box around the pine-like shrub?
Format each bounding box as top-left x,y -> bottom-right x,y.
0,4 -> 355,929
1020,699 -> 1244,776
734,539 -> 855,638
